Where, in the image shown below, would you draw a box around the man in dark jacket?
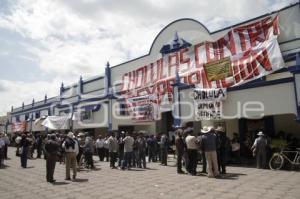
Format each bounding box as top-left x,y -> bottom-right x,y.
216,127 -> 230,174
44,134 -> 60,183
175,129 -> 185,174
201,126 -> 219,178
160,133 -> 169,166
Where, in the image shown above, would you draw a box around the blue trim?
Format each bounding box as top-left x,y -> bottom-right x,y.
279,37 -> 300,45
283,52 -> 299,63
83,76 -> 104,85
12,101 -> 59,114
227,77 -> 294,92
82,88 -> 105,95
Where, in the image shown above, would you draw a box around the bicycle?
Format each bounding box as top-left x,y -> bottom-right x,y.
269,148 -> 300,170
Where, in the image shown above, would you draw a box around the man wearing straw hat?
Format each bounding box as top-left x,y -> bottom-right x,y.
201,126 -> 219,178
251,131 -> 268,169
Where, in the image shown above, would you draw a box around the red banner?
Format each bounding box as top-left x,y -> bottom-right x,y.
120,16 -> 284,121
12,122 -> 27,132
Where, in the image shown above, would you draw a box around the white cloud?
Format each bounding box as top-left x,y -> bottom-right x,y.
0,79 -> 59,115
0,0 -> 297,115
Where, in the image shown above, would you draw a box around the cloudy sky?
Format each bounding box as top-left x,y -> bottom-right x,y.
0,0 -> 297,115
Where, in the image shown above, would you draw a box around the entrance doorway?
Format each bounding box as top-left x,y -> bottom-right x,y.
159,111 -> 173,134
239,116 -> 274,158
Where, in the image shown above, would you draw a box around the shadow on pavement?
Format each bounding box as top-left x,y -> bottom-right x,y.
24,166 -> 35,169
52,181 -> 70,186
126,168 -> 146,172
73,178 -> 89,183
215,173 -> 247,180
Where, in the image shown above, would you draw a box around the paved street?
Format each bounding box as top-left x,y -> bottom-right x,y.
0,147 -> 300,199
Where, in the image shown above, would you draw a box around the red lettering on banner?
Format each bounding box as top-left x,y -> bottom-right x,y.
150,61 -> 160,83
256,48 -> 272,71
129,71 -> 136,90
272,16 -> 279,35
248,23 -> 265,47
238,31 -> 247,51
205,42 -> 218,63
232,60 -> 241,83
121,73 -> 129,91
201,70 -> 212,89
187,71 -> 201,85
135,67 -> 145,88
221,78 -> 234,88
158,58 -> 166,79
194,43 -> 204,68
179,48 -> 191,73
168,52 -> 179,76
218,31 -> 237,56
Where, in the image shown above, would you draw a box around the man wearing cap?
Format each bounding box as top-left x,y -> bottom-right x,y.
201,126 -> 219,178
216,126 -> 230,174
44,134 -> 60,183
251,131 -> 268,169
185,128 -> 198,175
62,132 -> 79,180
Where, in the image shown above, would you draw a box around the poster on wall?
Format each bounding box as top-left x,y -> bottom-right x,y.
12,122 -> 27,132
126,95 -> 161,122
194,88 -> 226,120
120,16 -> 284,121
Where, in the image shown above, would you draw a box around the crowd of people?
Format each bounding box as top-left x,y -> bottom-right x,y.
0,126 -> 299,183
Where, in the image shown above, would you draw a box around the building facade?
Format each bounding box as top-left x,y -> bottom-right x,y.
7,3 -> 300,147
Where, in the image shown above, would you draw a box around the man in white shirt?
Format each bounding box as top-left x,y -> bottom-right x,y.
96,135 -> 105,161
62,132 -> 79,180
185,128 -> 198,175
122,132 -> 134,170
107,132 -> 118,169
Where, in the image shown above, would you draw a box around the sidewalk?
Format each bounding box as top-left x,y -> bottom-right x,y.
0,147 -> 299,199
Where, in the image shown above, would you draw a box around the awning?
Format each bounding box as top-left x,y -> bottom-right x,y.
79,104 -> 101,112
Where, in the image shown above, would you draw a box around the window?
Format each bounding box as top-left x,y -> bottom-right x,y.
119,101 -> 129,116
35,112 -> 40,119
81,110 -> 92,121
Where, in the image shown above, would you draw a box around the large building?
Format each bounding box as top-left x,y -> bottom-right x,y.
7,2 -> 300,149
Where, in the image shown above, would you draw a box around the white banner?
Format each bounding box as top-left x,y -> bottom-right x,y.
41,115 -> 69,130
194,88 -> 226,120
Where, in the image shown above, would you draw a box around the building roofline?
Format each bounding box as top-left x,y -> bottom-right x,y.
110,2 -> 299,69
